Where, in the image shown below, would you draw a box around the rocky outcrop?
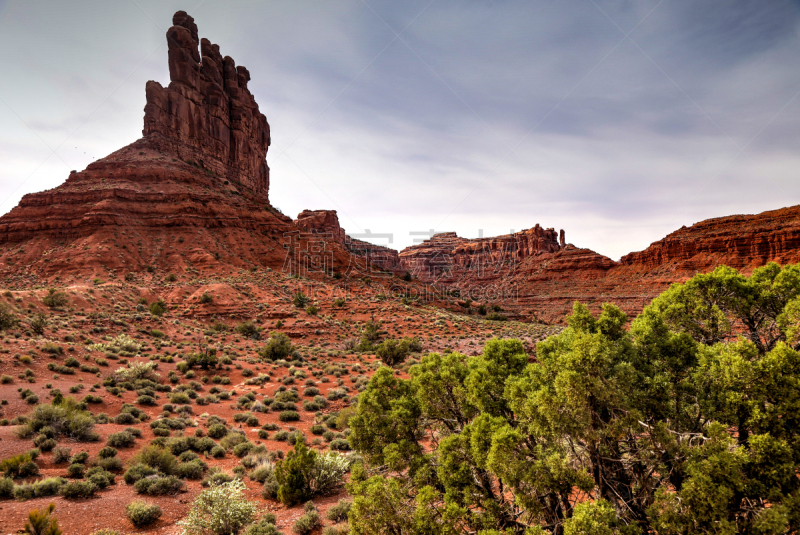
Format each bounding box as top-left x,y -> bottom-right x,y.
293,210 -> 401,271
399,225 -> 562,283
143,11 -> 271,200
619,205 -> 800,272
398,206 -> 800,324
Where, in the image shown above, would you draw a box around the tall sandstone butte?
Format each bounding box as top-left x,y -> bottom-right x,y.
143,11 -> 271,201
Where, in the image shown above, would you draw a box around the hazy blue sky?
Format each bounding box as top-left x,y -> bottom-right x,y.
1,0 -> 799,258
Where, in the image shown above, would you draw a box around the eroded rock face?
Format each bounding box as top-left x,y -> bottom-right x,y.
399,225 -> 562,283
619,206 -> 800,272
293,209 -> 402,271
143,11 -> 271,201
397,206 -> 800,324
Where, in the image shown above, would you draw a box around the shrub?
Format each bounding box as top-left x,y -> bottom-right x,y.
199,292 -> 213,304
292,292 -> 310,308
176,459 -> 207,479
42,289 -> 68,308
208,423 -> 228,439
149,300 -> 166,316
233,442 -> 255,458
51,447 -> 71,464
279,411 -> 300,422
485,312 -> 507,321
133,475 -> 184,495
0,477 -> 12,498
0,304 -> 18,331
42,342 -> 63,354
326,499 -> 352,522
30,313 -> 48,335
177,479 -> 257,535
375,337 -> 422,366
292,505 -> 321,535
243,517 -> 281,535
22,502 -> 62,535
133,446 -> 177,475
14,483 -> 36,501
275,440 -> 317,506
19,398 -> 97,441
328,438 -> 351,451
202,469 -> 234,487
94,457 -> 123,472
137,395 -> 156,406
123,463 -> 158,485
258,332 -> 295,361
66,463 -> 85,478
107,431 -> 136,448
305,305 -> 318,316
98,446 -> 117,459
32,477 -> 66,498
126,500 -> 162,527
235,321 -> 260,340
0,453 -> 37,478
59,480 -> 96,499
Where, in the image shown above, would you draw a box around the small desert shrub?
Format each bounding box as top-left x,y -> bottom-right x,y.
107,431 -> 136,448
149,300 -> 166,316
208,423 -> 228,439
199,292 -> 213,304
133,446 -> 177,475
178,479 -> 257,535
42,289 -> 68,308
133,475 -> 184,495
279,410 -> 300,422
326,499 -> 352,522
0,477 -> 13,498
243,517 -> 280,535
235,321 -> 259,340
51,447 -> 71,464
0,452 -> 38,478
59,480 -> 97,498
292,503 -> 321,535
126,500 -> 162,527
22,502 -> 63,535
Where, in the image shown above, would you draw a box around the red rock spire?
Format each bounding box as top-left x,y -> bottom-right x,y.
143,10 -> 271,201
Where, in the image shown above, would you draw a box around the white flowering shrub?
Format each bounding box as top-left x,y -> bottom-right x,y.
178,479 -> 257,535
88,334 -> 142,354
114,361 -> 160,383
308,451 -> 349,495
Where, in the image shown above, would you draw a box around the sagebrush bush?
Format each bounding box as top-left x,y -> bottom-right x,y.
326,499 -> 351,523
107,431 -> 135,448
178,479 -> 257,535
19,398 -> 97,442
133,475 -> 184,495
291,507 -> 320,535
58,480 -> 96,499
126,500 -> 162,527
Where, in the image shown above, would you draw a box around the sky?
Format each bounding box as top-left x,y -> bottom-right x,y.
1,0 -> 799,259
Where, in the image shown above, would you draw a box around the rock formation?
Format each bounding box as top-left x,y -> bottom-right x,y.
398,206 -> 800,323
143,11 -> 271,200
293,210 -> 401,271
399,225 -> 562,283
0,11 -> 383,283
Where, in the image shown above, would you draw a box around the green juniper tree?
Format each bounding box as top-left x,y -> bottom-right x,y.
348,262 -> 800,535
